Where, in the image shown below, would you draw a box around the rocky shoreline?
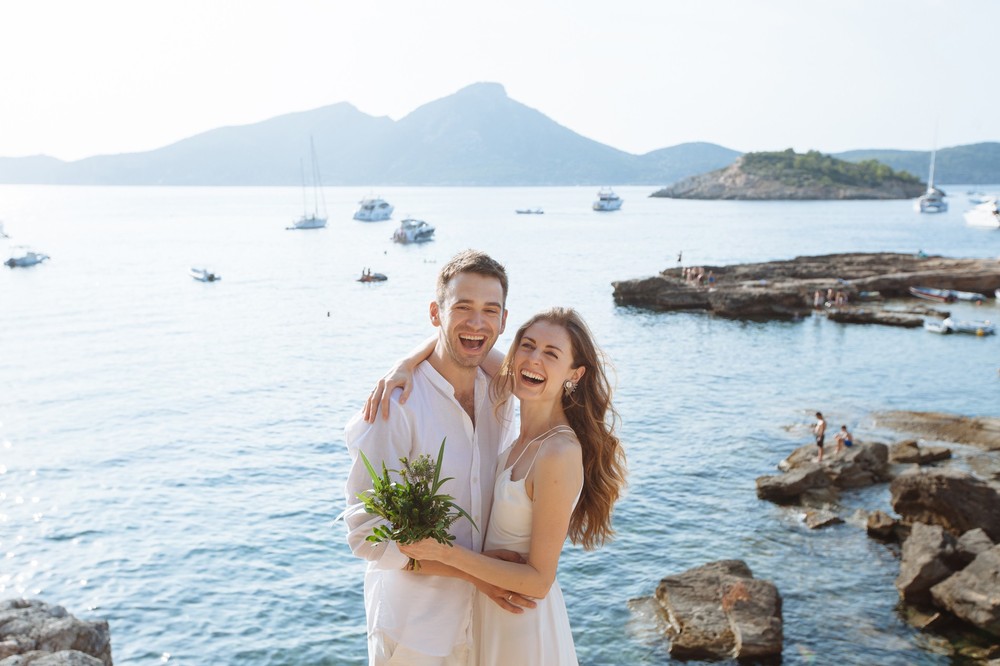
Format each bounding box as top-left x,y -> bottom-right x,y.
612,252 -> 1000,320
752,411 -> 1000,661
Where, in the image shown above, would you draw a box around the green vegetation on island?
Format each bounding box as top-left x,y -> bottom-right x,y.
741,149 -> 921,189
652,149 -> 928,200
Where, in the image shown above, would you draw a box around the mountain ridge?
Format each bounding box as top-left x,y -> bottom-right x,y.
0,83 -> 996,185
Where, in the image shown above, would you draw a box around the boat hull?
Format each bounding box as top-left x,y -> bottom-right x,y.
964,202 -> 1000,228
287,215 -> 327,230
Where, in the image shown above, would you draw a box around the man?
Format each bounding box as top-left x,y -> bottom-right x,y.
343,249 -> 523,666
814,412 -> 827,462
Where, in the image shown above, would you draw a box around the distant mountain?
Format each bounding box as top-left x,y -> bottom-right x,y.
0,83 -> 738,186
2,84 -> 995,186
835,143 -> 1000,185
652,150 -> 925,200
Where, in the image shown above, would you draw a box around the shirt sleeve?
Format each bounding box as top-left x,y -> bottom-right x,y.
343,395 -> 413,571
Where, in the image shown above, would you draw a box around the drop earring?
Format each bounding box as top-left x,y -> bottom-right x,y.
563,379 -> 578,396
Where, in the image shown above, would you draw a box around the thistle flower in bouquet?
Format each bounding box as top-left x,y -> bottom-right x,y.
357,439 -> 477,570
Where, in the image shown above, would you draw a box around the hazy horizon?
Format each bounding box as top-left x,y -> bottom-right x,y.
2,0 -> 997,161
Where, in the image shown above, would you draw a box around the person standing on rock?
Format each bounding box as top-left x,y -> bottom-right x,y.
814,412 -> 827,462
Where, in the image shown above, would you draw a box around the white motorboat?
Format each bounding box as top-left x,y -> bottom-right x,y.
969,192 -> 997,205
515,208 -> 544,215
5,246 -> 49,268
593,187 -> 623,212
354,196 -> 394,222
964,200 -> 1000,229
914,147 -> 947,213
190,267 -> 221,282
392,218 -> 435,244
287,137 -> 327,230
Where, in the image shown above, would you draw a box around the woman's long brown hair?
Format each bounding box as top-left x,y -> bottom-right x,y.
492,307 -> 626,550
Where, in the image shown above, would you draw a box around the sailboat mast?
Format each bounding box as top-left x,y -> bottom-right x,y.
300,158 -> 308,215
308,136 -> 327,219
928,148 -> 937,191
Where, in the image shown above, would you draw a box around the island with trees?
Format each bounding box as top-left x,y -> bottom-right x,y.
651,149 -> 926,200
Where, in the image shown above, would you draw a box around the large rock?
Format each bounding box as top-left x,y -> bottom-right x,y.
896,523 -> 959,604
889,439 -> 953,465
757,441 -> 890,504
756,463 -> 831,503
0,652 -> 104,665
891,469 -> 1000,541
822,441 -> 891,488
0,600 -> 111,666
654,560 -> 782,661
931,544 -> 1000,638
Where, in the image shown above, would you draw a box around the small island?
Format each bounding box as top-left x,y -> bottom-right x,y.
651,149 -> 925,200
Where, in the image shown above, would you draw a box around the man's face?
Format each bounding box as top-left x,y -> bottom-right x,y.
431,272 -> 507,369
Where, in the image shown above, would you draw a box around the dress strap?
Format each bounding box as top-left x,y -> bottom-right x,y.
515,425 -> 574,479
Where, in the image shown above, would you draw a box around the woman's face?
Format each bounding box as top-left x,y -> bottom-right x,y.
511,320 -> 580,403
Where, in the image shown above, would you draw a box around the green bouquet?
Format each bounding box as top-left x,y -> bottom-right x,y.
357,438 -> 477,571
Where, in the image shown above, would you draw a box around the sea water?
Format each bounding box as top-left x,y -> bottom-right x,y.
1,185 -> 999,665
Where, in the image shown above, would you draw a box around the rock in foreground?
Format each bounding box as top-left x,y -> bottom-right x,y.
0,599 -> 111,666
654,560 -> 782,661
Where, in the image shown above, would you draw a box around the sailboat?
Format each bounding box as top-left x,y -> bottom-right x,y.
914,146 -> 947,214
287,137 -> 328,230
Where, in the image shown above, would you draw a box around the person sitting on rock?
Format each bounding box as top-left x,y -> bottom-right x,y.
834,425 -> 853,455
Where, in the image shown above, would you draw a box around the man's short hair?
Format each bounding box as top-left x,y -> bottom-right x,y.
436,249 -> 508,307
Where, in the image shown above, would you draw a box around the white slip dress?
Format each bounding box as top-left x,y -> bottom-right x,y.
476,426 -> 579,666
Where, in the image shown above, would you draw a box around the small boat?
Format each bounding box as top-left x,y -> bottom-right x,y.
909,286 -> 957,303
927,317 -> 996,336
5,247 -> 49,268
391,218 -> 435,244
964,200 -> 1000,229
593,187 -> 623,212
353,196 -> 394,222
357,270 -> 388,283
914,147 -> 947,214
953,289 -> 988,303
968,192 -> 997,205
287,137 -> 327,230
949,319 -> 995,335
515,208 -> 544,215
190,267 -> 221,282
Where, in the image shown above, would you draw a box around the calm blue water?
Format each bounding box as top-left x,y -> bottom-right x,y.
1,185 -> 998,665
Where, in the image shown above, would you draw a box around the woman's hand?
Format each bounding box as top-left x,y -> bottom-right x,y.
398,538 -> 449,563
363,364 -> 414,423
472,578 -> 536,614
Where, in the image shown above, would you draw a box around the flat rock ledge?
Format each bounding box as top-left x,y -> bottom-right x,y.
874,411 -> 1000,452
0,599 -> 111,666
654,560 -> 782,661
612,253 -> 1000,319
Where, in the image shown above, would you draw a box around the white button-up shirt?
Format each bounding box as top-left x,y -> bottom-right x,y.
343,361 -> 514,657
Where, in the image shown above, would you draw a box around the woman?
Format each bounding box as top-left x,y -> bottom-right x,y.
373,307 -> 626,664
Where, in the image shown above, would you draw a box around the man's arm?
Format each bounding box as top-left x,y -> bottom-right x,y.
343,400 -> 413,570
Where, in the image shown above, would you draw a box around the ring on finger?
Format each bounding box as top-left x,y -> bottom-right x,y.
506,593 -> 512,602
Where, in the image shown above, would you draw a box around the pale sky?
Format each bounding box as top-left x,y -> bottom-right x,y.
1,0 -> 995,161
